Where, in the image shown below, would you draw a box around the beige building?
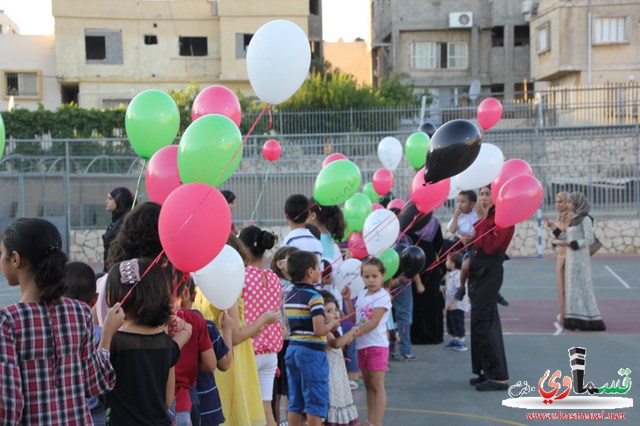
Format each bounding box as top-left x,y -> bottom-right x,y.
529,0 -> 640,86
52,0 -> 322,108
324,38 -> 372,85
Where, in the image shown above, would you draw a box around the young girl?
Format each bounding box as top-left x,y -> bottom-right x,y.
443,253 -> 470,351
319,291 -> 359,426
105,258 -> 185,425
308,198 -> 346,270
343,258 -> 391,426
0,218 -> 123,425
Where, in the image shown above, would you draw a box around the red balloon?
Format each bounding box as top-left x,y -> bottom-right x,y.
491,159 -> 533,204
371,203 -> 384,211
372,168 -> 394,196
477,97 -> 503,131
159,183 -> 231,272
411,167 -> 450,214
495,175 -> 543,229
145,145 -> 181,205
262,139 -> 282,161
348,231 -> 368,259
191,85 -> 242,126
322,153 -> 348,168
387,199 -> 405,211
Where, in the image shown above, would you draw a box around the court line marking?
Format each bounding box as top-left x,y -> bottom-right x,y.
384,407 -> 527,426
604,265 -> 631,289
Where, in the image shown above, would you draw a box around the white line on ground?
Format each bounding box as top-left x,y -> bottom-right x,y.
604,265 -> 631,289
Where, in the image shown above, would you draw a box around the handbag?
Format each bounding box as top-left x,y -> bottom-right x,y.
589,237 -> 602,256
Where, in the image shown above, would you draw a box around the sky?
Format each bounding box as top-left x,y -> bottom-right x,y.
0,0 -> 369,41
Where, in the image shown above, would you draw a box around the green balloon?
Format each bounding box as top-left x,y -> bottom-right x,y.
378,248 -> 400,280
405,132 -> 430,170
0,114 -> 5,158
125,90 -> 180,159
363,182 -> 378,203
344,193 -> 373,232
178,114 -> 243,187
313,160 -> 362,206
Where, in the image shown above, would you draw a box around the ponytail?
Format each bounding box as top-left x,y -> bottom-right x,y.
239,225 -> 278,259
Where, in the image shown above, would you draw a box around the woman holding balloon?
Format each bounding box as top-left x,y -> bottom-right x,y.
467,186 -> 514,392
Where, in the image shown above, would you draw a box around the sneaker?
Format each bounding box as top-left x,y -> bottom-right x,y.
475,380 -> 509,392
444,339 -> 459,349
349,380 -> 359,391
388,352 -> 400,361
453,343 -> 468,352
401,353 -> 417,361
469,375 -> 486,386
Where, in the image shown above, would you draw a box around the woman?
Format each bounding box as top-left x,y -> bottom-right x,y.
557,192 -> 606,331
102,187 -> 134,271
468,186 -> 514,391
545,191 -> 571,323
221,190 -> 239,234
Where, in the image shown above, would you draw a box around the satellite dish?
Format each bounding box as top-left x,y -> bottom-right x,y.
469,80 -> 481,101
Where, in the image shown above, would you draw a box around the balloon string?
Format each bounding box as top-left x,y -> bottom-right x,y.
249,161 -> 272,222
429,216 -> 489,264
131,159 -> 146,210
120,250 -> 165,305
212,104 -> 269,187
339,279 -> 412,324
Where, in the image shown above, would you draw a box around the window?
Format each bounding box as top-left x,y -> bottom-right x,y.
411,42 -> 467,70
85,29 -> 123,64
179,36 -> 208,56
3,71 -> 40,98
144,35 -> 158,45
235,33 -> 254,59
491,26 -> 504,47
514,25 -> 529,47
593,17 -> 626,44
101,98 -> 132,109
536,22 -> 550,53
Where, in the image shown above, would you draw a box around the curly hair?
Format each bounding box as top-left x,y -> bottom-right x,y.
106,202 -> 163,270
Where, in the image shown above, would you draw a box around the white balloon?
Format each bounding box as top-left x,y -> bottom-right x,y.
246,20 -> 311,105
447,175 -> 461,200
334,258 -> 364,294
362,209 -> 400,256
192,245 -> 245,310
457,143 -> 505,190
377,137 -> 403,171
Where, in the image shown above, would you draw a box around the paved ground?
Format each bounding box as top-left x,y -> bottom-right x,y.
2,256 -> 639,425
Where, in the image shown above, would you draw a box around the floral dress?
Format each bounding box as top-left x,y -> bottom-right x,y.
325,345 -> 359,426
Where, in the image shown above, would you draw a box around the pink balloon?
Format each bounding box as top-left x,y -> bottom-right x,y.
371,203 -> 384,211
495,175 -> 543,229
477,97 -> 503,131
322,153 -> 348,168
262,139 -> 282,161
491,159 -> 533,204
159,183 -> 231,272
372,168 -> 394,196
387,199 -> 405,211
348,231 -> 368,259
411,167 -> 450,214
145,145 -> 181,205
191,85 -> 242,126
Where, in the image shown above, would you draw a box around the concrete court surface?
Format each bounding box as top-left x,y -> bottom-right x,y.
1,256 -> 639,425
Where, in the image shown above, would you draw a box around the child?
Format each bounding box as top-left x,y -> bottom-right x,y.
282,194 -> 323,262
443,253 -> 470,351
174,276 -> 217,426
105,258 -> 187,425
388,272 -> 424,362
64,261 -> 108,426
284,251 -> 341,426
318,291 -> 359,426
308,199 -> 346,270
343,257 -> 392,426
270,246 -> 299,424
0,218 -> 123,424
447,190 -> 479,240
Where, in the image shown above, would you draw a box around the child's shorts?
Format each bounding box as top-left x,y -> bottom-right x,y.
357,346 -> 389,371
285,344 -> 329,418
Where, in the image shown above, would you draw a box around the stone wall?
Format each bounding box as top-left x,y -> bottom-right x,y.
70,218 -> 639,264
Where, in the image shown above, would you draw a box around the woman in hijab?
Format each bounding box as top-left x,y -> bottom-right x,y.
545,191 -> 571,324
102,186 -> 134,271
556,192 -> 606,331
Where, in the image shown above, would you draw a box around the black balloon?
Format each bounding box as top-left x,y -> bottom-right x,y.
392,243 -> 408,278
423,119 -> 482,184
418,122 -> 437,138
398,201 -> 432,235
401,246 -> 427,278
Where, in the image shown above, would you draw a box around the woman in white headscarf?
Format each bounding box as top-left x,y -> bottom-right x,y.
556,192 -> 606,331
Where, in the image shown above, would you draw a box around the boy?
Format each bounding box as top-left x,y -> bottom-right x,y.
63,261 -> 104,425
282,194 -> 323,262
443,253 -> 470,351
284,251 -> 341,426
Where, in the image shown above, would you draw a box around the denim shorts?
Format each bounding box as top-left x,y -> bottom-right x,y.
285,344 -> 329,418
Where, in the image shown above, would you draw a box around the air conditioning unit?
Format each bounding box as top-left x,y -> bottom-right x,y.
449,12 -> 473,28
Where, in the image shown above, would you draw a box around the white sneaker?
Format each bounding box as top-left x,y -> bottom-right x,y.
349,380 -> 359,391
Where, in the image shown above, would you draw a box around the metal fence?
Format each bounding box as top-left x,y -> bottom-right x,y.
1,124 -> 638,240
